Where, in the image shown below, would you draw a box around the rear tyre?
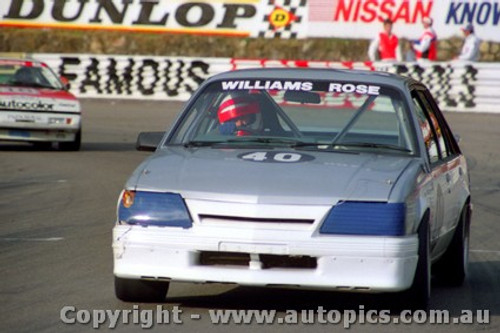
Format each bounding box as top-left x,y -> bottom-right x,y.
115,276 -> 169,302
59,130 -> 81,151
433,203 -> 471,287
400,218 -> 431,311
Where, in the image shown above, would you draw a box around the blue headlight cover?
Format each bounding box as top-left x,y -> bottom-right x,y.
320,202 -> 405,236
118,191 -> 192,228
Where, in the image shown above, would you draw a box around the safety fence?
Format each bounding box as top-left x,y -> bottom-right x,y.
30,53 -> 500,113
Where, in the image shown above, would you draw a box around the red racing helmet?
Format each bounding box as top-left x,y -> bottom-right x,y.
217,95 -> 260,123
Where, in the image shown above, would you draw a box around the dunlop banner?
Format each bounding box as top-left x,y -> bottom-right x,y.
0,0 -> 307,38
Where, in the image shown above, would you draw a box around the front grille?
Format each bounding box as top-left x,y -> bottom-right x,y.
199,214 -> 314,224
199,251 -> 317,269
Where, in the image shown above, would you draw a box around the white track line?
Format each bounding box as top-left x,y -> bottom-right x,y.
470,249 -> 500,255
0,237 -> 64,242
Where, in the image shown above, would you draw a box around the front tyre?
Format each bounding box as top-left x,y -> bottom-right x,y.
433,203 -> 471,286
400,218 -> 431,310
115,276 -> 169,302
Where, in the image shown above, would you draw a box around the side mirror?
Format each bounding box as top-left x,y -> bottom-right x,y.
136,132 -> 165,152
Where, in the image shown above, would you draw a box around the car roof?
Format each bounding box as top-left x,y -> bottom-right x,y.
0,57 -> 46,67
206,67 -> 420,91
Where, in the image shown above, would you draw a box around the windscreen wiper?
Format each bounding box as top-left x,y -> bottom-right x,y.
333,142 -> 411,152
225,137 -> 304,145
291,142 -> 331,148
184,137 -> 313,148
291,142 -> 359,154
183,140 -> 225,148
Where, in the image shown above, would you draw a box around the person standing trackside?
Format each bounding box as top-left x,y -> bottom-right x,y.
455,24 -> 481,61
412,17 -> 437,61
368,18 -> 403,62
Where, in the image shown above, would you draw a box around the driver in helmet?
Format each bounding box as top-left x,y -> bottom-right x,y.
218,94 -> 260,136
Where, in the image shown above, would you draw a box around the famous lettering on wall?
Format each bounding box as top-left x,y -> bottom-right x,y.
80,58 -> 102,94
137,59 -> 160,95
163,60 -> 179,97
106,58 -> 135,95
186,61 -> 210,91
58,57 -> 80,91
57,55 -> 211,98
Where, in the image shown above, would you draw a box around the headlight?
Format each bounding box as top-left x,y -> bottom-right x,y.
118,190 -> 192,228
319,202 -> 405,236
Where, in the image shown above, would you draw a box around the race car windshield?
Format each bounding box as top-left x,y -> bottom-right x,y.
0,63 -> 63,90
169,79 -> 416,154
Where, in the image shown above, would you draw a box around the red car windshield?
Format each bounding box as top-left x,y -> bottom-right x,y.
0,61 -> 63,90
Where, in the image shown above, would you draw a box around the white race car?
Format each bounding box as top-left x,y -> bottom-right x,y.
0,57 -> 81,150
113,68 -> 471,309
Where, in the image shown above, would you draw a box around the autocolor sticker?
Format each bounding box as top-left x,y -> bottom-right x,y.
238,151 -> 315,163
0,99 -> 55,111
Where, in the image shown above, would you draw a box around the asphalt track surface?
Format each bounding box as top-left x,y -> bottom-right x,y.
1,99 -> 499,332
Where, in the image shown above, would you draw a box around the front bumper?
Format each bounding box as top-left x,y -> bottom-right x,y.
0,110 -> 81,142
113,223 -> 419,292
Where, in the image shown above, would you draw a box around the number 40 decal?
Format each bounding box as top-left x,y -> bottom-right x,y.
239,151 -> 314,163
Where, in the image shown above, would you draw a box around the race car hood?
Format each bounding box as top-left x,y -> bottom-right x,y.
127,147 -> 415,205
0,87 -> 80,113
